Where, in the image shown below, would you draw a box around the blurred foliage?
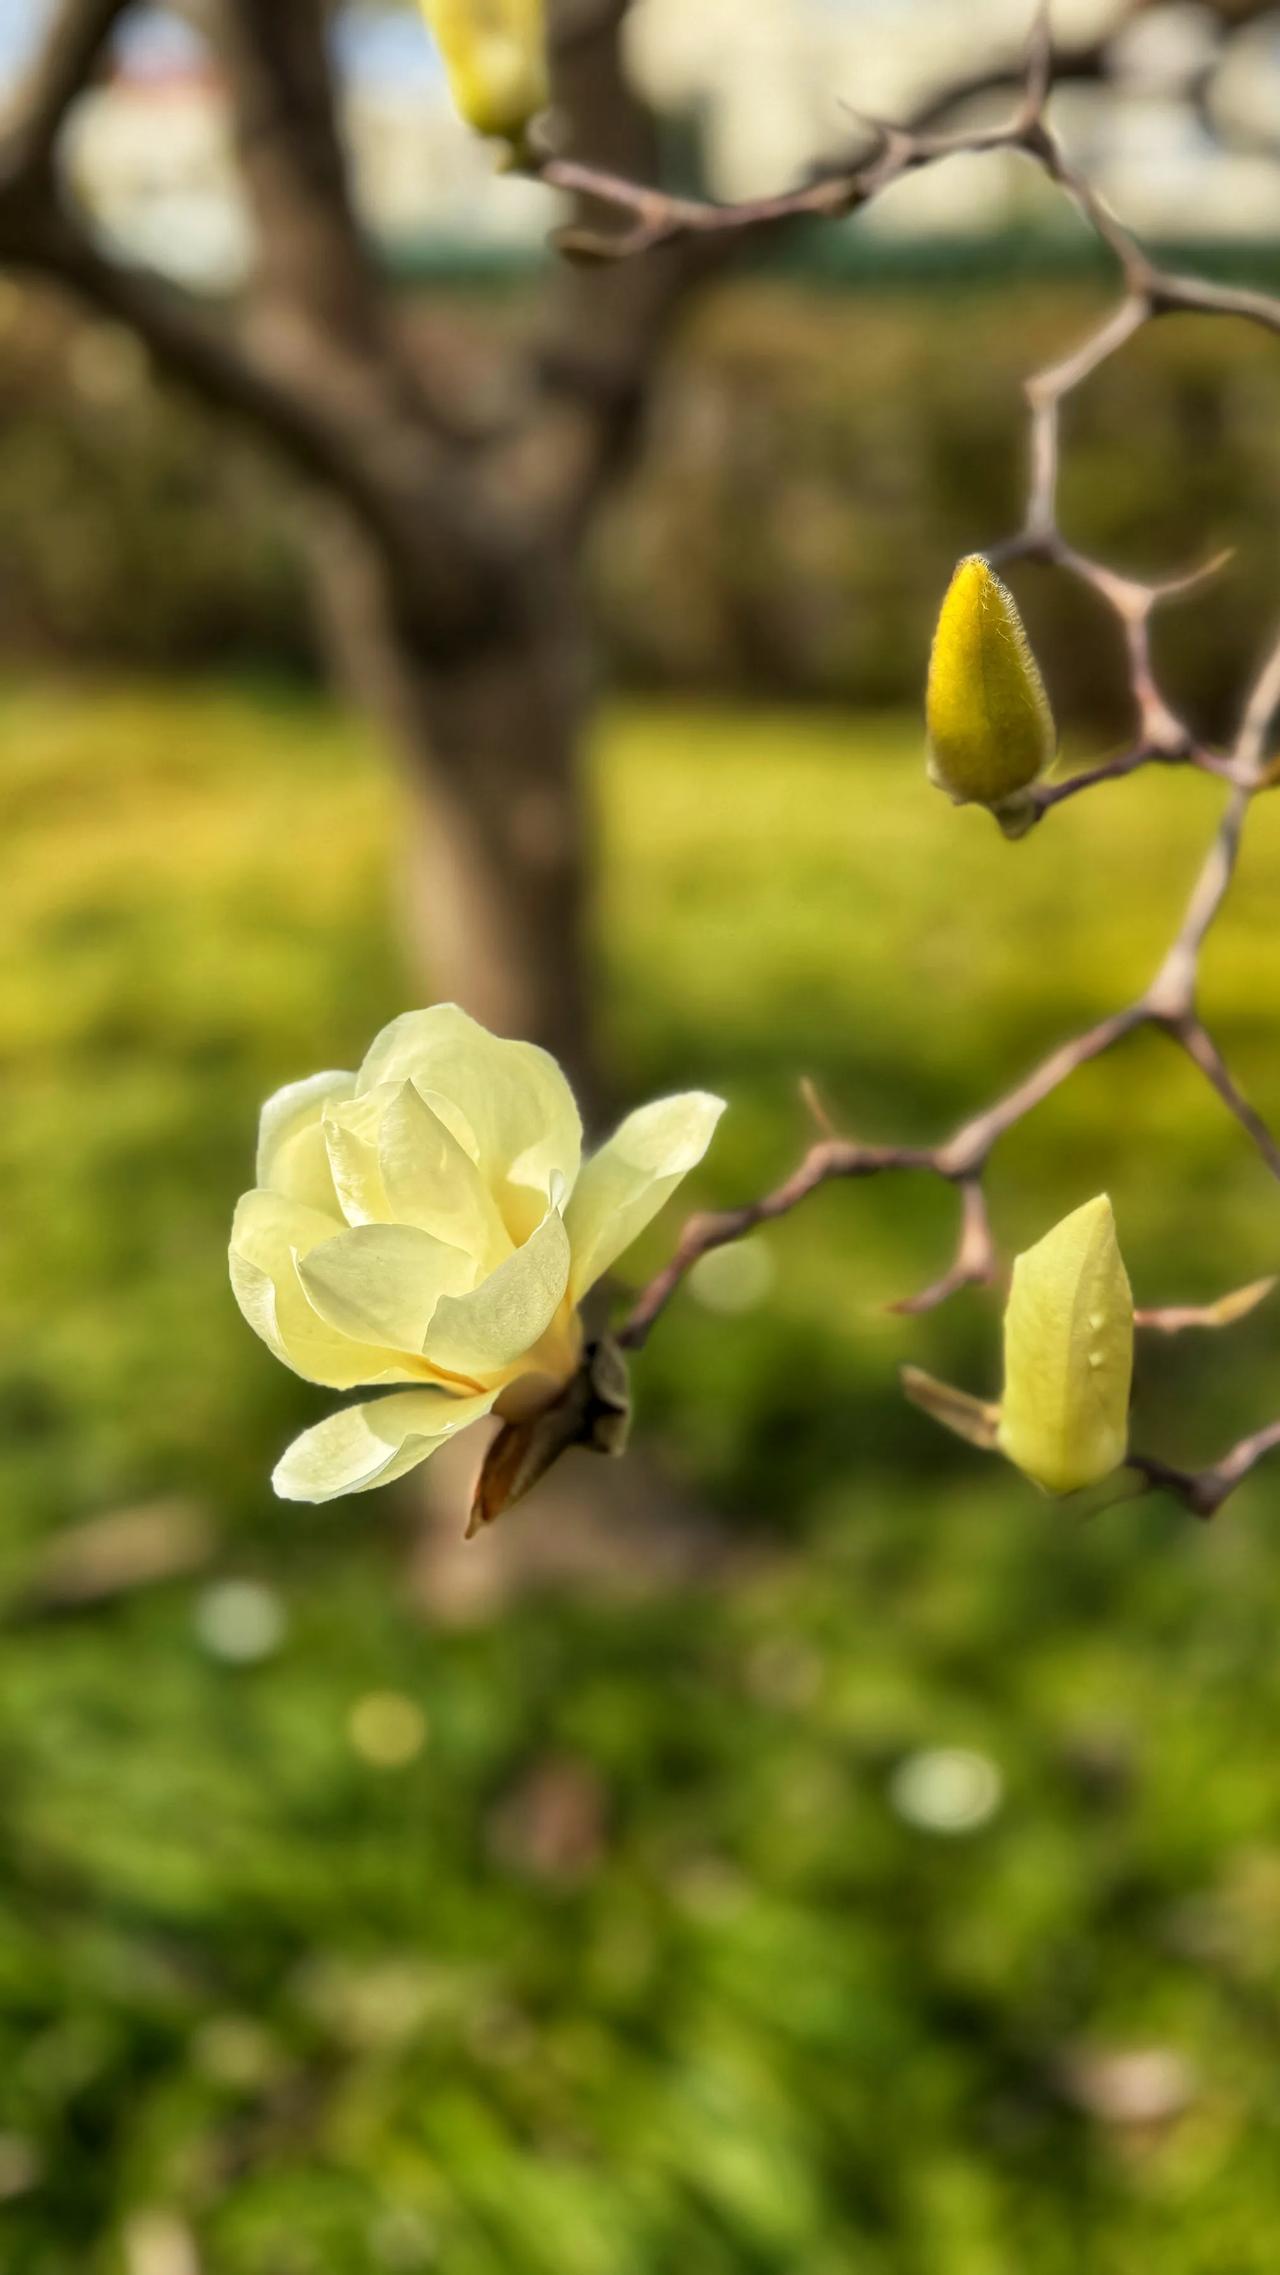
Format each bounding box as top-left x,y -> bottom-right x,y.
1,681 -> 1279,2270
3,275 -> 1280,736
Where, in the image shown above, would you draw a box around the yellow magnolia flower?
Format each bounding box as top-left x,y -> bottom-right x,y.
997,1195 -> 1134,1496
419,0 -> 548,143
926,555 -> 1055,834
231,1006 -> 724,1504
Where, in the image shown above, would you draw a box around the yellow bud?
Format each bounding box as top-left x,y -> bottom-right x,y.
997,1195 -> 1133,1497
926,556 -> 1055,834
420,0 -> 548,143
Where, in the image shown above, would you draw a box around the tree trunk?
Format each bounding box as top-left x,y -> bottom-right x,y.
308,514 -> 602,1109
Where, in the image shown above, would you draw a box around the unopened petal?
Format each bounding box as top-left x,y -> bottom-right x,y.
357,1005 -> 581,1241
997,1194 -> 1133,1496
378,1079 -> 512,1270
419,0 -> 547,139
927,556 -> 1055,811
256,1071 -> 353,1216
566,1092 -> 725,1300
273,1386 -> 497,1504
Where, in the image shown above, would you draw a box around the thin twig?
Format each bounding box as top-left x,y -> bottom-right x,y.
601,14 -> 1280,1516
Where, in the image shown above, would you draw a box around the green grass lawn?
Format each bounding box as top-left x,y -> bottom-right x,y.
1,677 -> 1279,2274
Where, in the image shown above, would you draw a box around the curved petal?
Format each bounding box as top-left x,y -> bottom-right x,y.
272,1387 -> 497,1504
230,1190 -> 415,1389
323,1091 -> 392,1227
297,1222 -> 477,1357
357,1006 -> 581,1240
256,1071 -> 353,1216
378,1080 -> 512,1270
423,1209 -> 571,1382
566,1092 -> 725,1299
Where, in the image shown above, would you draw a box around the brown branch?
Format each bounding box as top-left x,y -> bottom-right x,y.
0,204 -> 507,647
621,759 -> 1280,1361
1130,1420 -> 1280,1519
0,0 -> 535,659
616,1137 -> 937,1354
0,0 -> 130,191
0,2 -> 530,656
607,22 -> 1280,1512
1136,1277 -> 1276,1334
520,4 -> 1145,536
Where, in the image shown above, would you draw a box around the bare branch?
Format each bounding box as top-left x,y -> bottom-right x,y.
1136,1277 -> 1276,1334
1130,1418 -> 1280,1519
0,0 -> 129,192
1167,1016 -> 1280,1178
607,13 -> 1280,1510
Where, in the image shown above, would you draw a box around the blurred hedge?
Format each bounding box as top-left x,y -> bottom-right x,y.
3,273 -> 1279,737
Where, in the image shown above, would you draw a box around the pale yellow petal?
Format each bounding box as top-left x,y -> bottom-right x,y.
256,1071 -> 353,1215
566,1092 -> 725,1299
357,1005 -> 581,1240
273,1387 -> 497,1504
296,1223 -> 476,1356
378,1080 -> 512,1269
229,1190 -> 415,1389
323,1091 -> 392,1227
997,1194 -> 1134,1497
423,1209 -> 571,1382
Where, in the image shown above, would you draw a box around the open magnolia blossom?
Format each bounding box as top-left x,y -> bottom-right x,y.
230,1007 -> 724,1506
926,555 -> 1056,839
418,0 -> 548,144
904,1195 -> 1135,1498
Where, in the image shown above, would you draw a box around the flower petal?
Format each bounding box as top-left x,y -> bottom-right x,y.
423,1209 -> 571,1382
566,1092 -> 725,1299
296,1223 -> 476,1356
997,1193 -> 1134,1496
256,1071 -> 353,1215
378,1080 -> 512,1269
323,1091 -> 392,1226
272,1387 -> 497,1504
357,1006 -> 581,1240
230,1191 -> 415,1388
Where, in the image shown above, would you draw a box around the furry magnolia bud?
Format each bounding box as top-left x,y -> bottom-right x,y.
997,1195 -> 1134,1497
419,0 -> 548,144
926,556 -> 1055,836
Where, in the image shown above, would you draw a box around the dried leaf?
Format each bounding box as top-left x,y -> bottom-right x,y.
468,1338 -> 632,1537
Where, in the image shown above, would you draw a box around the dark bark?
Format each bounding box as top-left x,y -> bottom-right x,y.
309,515 -> 598,1098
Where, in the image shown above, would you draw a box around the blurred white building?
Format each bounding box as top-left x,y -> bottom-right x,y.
2,0 -> 1279,288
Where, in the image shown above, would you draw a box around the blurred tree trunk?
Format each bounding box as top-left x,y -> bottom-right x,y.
0,0 -> 1139,1103
312,521 -> 596,1088
0,0 -> 695,1105
207,0 -> 680,1105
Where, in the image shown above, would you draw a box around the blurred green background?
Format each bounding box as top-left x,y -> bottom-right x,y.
2,381 -> 1280,2275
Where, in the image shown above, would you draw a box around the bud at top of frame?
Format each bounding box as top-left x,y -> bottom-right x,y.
419,0 -> 549,144
926,556 -> 1055,832
997,1195 -> 1134,1497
